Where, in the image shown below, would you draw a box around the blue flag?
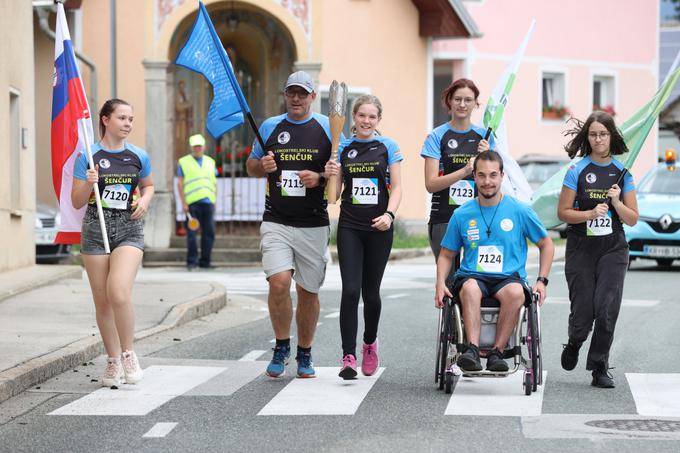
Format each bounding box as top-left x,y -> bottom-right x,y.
175,1 -> 249,139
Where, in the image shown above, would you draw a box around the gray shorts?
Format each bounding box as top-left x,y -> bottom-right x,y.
259,221 -> 329,293
81,207 -> 145,255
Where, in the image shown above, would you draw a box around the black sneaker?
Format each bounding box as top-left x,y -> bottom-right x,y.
456,344 -> 482,371
591,366 -> 615,388
486,348 -> 509,372
561,339 -> 582,371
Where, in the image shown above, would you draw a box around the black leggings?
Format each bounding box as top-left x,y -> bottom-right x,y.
337,226 -> 393,356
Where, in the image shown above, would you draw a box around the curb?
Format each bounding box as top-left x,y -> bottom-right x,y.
0,265 -> 82,304
0,282 -> 227,404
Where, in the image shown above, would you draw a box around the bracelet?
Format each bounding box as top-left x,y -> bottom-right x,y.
385,210 -> 395,221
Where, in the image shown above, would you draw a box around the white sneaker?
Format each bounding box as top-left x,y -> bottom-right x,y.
121,350 -> 144,384
102,357 -> 123,388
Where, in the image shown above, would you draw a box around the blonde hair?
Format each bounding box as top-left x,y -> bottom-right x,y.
350,95 -> 382,136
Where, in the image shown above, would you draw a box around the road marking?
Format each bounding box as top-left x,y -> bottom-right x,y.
143,422 -> 178,438
49,366 -> 225,416
270,336 -> 294,343
445,372 -> 547,417
239,350 -> 267,361
316,322 -> 323,326
627,373 -> 680,416
546,297 -> 659,307
258,367 -> 384,415
385,293 -> 408,299
522,414 -> 680,440
324,311 -> 340,319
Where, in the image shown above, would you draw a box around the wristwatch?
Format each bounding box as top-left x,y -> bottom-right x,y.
536,276 -> 549,286
318,172 -> 326,185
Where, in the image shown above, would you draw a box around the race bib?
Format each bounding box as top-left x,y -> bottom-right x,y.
587,213 -> 612,236
281,170 -> 306,197
352,178 -> 378,205
449,180 -> 475,206
102,184 -> 130,209
476,245 -> 503,273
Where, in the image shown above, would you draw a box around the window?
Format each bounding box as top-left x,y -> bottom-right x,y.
9,89 -> 21,211
541,72 -> 566,119
433,60 -> 454,127
593,75 -> 615,115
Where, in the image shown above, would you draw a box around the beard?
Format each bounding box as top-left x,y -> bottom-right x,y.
479,187 -> 499,199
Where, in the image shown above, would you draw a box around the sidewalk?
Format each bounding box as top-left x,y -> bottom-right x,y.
0,265 -> 226,404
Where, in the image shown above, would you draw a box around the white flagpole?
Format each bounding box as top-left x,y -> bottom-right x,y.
79,119 -> 110,254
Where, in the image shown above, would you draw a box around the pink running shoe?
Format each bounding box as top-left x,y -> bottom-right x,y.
361,340 -> 380,376
338,354 -> 357,380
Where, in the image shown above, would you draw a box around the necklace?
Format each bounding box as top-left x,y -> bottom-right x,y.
478,195 -> 502,238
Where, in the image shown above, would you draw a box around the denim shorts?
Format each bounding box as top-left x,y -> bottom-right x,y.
81,207 -> 145,255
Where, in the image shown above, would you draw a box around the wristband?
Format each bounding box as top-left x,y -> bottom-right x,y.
385,210 -> 395,221
318,172 -> 326,185
536,276 -> 549,286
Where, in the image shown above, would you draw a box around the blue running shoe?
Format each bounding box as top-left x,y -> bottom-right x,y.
296,350 -> 316,378
266,345 -> 290,378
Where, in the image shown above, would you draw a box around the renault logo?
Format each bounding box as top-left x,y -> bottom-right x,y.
659,214 -> 673,230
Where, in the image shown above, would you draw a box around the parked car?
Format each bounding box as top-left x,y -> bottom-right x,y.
518,153 -> 570,237
35,203 -> 71,264
625,153 -> 680,268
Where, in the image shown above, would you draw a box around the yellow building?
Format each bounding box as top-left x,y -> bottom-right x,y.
1,0 -> 36,271
32,0 -> 477,249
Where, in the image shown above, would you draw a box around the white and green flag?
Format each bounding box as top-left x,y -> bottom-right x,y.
483,19 -> 536,203
531,65 -> 680,228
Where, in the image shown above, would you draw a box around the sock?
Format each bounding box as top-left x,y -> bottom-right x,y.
297,345 -> 311,354
275,338 -> 290,349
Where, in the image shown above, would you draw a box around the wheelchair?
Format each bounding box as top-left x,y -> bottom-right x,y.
435,282 -> 542,396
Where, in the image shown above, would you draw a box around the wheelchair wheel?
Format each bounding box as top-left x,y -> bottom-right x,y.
435,309 -> 442,384
437,298 -> 453,390
444,370 -> 459,394
524,371 -> 532,396
528,297 -> 542,391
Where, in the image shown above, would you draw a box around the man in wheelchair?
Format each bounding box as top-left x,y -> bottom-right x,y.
435,151 -> 554,372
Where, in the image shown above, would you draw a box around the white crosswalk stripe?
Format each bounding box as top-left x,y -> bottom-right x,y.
258,367 -> 385,415
626,373 -> 680,416
445,372 -> 547,416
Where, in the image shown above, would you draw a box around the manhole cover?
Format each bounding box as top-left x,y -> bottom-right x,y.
585,419 -> 680,432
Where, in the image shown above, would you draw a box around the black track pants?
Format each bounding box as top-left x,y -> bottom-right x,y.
337,226 -> 393,357
564,231 -> 629,370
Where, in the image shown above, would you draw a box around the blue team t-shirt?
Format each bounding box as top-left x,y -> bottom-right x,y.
420,122 -> 496,225
441,195 -> 548,280
74,142 -> 151,211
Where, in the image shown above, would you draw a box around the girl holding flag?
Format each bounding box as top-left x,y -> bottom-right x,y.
421,79 -> 494,266
72,99 -> 155,388
557,111 -> 638,388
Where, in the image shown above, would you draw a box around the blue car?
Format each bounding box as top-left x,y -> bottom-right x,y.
625,158 -> 680,268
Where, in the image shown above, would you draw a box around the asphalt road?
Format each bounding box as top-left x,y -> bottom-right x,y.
1,257 -> 680,452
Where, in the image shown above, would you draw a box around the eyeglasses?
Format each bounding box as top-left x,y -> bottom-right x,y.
588,132 -> 610,140
452,97 -> 475,106
284,89 -> 309,100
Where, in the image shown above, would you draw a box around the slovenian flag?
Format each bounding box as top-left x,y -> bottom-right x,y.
51,2 -> 94,244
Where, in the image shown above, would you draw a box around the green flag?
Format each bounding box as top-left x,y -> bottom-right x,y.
531,67 -> 680,229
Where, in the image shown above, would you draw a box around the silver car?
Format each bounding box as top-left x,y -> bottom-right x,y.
35,203 -> 71,263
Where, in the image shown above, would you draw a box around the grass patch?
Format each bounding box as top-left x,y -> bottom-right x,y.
330,220 -> 430,249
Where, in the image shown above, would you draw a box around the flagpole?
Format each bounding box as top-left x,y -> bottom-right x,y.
199,3 -> 267,151
79,118 -> 111,254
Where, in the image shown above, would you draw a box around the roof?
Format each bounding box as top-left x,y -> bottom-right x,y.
411,0 -> 481,38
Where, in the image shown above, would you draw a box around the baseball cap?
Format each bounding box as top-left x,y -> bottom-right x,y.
189,134 -> 206,147
284,71 -> 314,93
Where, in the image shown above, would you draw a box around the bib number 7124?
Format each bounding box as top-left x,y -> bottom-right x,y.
476,245 -> 503,273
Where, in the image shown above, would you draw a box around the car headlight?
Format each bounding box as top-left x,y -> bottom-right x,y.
55,212 -> 61,227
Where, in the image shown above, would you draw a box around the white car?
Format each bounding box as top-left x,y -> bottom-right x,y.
35,203 -> 71,263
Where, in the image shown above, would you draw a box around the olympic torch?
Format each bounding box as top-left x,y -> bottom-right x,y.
327,80 -> 348,204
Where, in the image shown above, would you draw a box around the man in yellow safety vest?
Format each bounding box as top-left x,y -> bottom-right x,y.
177,133 -> 218,270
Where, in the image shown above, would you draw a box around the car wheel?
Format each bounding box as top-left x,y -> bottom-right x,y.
656,258 -> 674,268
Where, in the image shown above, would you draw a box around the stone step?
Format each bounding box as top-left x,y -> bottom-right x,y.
169,236 -> 260,249
143,248 -> 262,264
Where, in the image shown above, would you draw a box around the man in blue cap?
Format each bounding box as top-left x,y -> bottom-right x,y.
177,133 -> 218,270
